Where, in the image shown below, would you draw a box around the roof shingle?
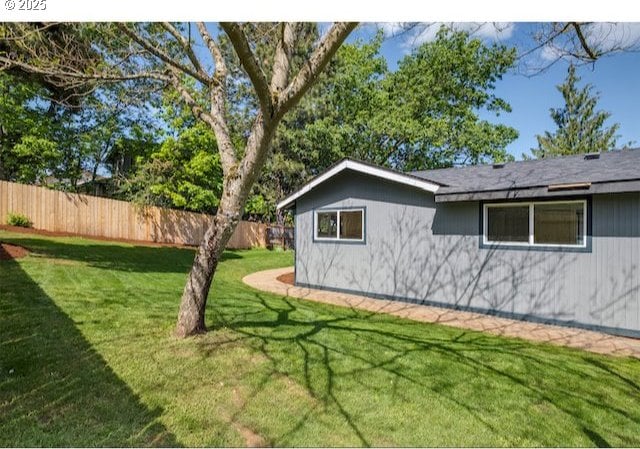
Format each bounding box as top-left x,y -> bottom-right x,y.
411,149 -> 640,195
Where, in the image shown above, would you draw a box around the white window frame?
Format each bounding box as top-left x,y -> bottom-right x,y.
314,208 -> 365,242
483,199 -> 587,248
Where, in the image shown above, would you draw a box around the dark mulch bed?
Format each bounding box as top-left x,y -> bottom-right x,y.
276,271 -> 294,285
0,242 -> 29,260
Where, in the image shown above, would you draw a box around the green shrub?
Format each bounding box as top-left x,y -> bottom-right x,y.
6,212 -> 32,228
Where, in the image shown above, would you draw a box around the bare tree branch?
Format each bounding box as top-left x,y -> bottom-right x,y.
117,23 -> 210,85
196,22 -> 226,84
161,22 -> 211,83
238,22 -> 357,187
517,22 -> 572,61
220,22 -> 273,117
195,22 -> 236,172
0,54 -> 170,85
571,22 -> 598,60
168,70 -> 216,128
518,22 -> 640,75
277,22 -> 357,118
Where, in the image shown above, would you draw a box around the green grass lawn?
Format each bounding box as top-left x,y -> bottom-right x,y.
1,230 -> 639,447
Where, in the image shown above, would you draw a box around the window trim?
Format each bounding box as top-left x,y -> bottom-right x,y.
482,199 -> 588,249
313,207 -> 365,243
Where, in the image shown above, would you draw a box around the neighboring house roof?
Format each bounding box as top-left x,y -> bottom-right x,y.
277,159 -> 441,210
412,149 -> 640,202
278,149 -> 640,208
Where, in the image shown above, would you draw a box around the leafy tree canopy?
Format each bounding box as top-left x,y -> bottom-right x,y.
125,121 -> 222,212
385,27 -> 518,169
0,73 -> 61,183
286,27 -> 518,173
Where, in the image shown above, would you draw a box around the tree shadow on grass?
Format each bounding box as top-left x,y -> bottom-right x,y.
0,235 -> 240,274
0,257 -> 181,447
203,291 -> 640,447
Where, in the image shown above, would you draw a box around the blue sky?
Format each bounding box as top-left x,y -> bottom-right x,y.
484,51 -> 640,158
348,23 -> 640,160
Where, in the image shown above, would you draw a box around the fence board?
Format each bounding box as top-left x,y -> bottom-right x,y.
0,180 -> 268,249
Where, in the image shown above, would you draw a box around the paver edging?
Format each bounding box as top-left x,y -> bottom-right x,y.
243,266 -> 640,359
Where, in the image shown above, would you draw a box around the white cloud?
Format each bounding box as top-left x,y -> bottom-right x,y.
379,22 -> 405,37
583,22 -> 640,52
378,22 -> 515,49
540,44 -> 563,62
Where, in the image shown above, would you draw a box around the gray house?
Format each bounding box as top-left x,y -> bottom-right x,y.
277,150 -> 640,337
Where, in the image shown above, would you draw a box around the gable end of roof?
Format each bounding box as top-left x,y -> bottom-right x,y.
276,159 -> 440,210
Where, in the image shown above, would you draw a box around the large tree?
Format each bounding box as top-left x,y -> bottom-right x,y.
246,32 -> 389,222
532,64 -> 619,158
0,22 -> 357,337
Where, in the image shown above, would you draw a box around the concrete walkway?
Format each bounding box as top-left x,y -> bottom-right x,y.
243,267 -> 640,359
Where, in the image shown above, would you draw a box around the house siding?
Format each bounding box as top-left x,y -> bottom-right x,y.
294,171 -> 640,336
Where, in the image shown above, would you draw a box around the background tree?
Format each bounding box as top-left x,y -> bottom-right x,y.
383,27 -> 518,169
279,27 -> 518,171
0,73 -> 61,183
0,24 -> 162,191
125,123 -> 221,212
286,32 -> 390,167
74,87 -> 161,195
532,64 -> 619,158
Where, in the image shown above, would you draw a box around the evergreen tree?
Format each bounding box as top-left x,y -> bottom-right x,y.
533,64 -> 619,158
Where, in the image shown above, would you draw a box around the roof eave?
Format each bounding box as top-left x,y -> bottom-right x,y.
434,179 -> 640,203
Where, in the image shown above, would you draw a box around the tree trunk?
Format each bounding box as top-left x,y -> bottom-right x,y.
174,206 -> 239,337
91,162 -> 99,195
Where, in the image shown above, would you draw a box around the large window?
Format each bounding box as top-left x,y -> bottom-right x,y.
483,200 -> 586,248
315,208 -> 364,242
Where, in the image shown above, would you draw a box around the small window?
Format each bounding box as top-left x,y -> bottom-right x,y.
483,200 -> 586,248
339,210 -> 363,239
316,211 -> 337,238
315,208 -> 364,242
486,205 -> 529,243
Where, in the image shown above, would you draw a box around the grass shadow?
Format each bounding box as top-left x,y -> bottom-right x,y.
0,256 -> 181,446
202,289 -> 640,447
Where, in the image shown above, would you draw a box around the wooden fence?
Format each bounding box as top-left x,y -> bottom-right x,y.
0,180 -> 268,248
